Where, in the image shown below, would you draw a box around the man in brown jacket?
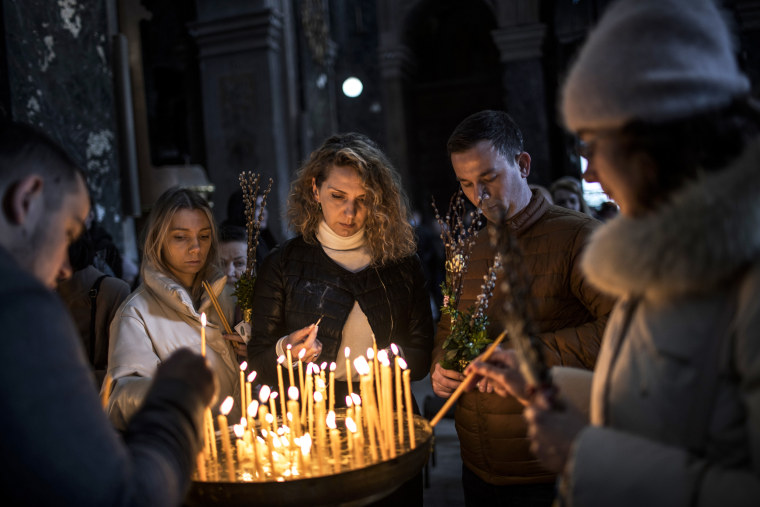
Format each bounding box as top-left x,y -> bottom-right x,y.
431,110 -> 614,506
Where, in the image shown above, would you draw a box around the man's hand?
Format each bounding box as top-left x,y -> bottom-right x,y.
431,363 -> 465,397
464,348 -> 529,403
155,348 -> 217,407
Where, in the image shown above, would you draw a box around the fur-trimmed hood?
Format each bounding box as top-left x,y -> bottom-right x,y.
581,137 -> 760,301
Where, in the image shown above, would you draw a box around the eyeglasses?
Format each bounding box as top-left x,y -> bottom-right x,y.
574,137 -> 596,160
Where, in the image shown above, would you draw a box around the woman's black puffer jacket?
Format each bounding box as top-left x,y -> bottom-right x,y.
247,236 -> 434,389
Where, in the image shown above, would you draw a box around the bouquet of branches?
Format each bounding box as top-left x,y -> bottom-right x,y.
233,171 -> 273,321
432,190 -> 502,372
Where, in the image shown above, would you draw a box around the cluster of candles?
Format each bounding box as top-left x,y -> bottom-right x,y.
196,314 -> 419,482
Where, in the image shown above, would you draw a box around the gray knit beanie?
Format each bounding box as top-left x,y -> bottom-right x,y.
561,0 -> 751,132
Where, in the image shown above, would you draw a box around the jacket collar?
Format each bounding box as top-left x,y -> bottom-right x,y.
489,188 -> 550,236
582,138 -> 760,301
142,264 -> 226,317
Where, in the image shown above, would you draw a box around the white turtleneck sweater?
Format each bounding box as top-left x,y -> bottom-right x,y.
276,221 -> 375,380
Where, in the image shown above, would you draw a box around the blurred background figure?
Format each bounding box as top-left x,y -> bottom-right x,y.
225,189 -> 279,265
57,231 -> 131,388
218,223 -> 247,288
550,175 -> 592,215
595,201 -> 620,221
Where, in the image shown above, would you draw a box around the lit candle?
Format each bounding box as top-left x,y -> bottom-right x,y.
345,416 -> 363,468
247,400 -> 258,443
326,410 -> 341,473
391,344 -> 404,446
247,400 -> 263,478
287,386 -> 301,438
286,344 -> 295,387
328,362 -> 336,413
378,350 -> 395,458
402,365 -> 415,449
298,348 -> 306,399
196,451 -> 207,481
234,423 -> 245,464
205,408 -> 218,459
350,392 -> 364,442
218,396 -> 236,481
258,385 -> 271,431
239,361 -> 247,420
302,363 -> 314,426
269,391 -> 279,424
344,346 -> 353,396
314,391 -> 327,473
200,312 -> 207,356
298,433 -> 313,477
246,371 -> 256,427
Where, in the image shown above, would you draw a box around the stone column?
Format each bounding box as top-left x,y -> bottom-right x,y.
190,2 -> 291,236
491,23 -> 552,180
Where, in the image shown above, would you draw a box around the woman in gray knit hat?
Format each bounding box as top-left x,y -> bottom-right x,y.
464,0 -> 760,505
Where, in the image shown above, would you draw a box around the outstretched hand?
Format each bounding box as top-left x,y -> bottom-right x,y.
156,348 -> 217,407
283,323 -> 322,362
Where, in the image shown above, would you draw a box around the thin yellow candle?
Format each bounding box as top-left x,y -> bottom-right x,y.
247,400 -> 258,444
286,344 -> 295,387
234,423 -> 245,465
314,391 -> 327,472
247,401 -> 264,478
258,385 -> 271,431
287,386 -> 301,438
298,433 -> 313,477
217,396 -> 236,481
360,375 -> 380,462
205,408 -> 218,459
345,416 -> 363,468
196,451 -> 207,481
200,312 -> 207,356
350,392 -> 364,442
326,410 -> 341,473
378,350 -> 395,458
239,361 -> 247,420
344,346 -> 353,396
368,347 -> 383,440
391,344 -> 404,446
301,363 -> 313,426
298,348 -> 306,399
269,391 -> 278,424
402,364 -> 415,449
263,417 -> 275,471
328,362 -> 336,413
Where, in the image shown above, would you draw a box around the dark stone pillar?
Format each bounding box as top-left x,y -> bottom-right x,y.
491,23 -> 553,183
190,1 -> 291,237
1,0 -> 124,246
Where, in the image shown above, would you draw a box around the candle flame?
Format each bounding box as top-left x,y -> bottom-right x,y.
288,386 -> 299,401
345,395 -> 353,407
248,400 -> 259,417
320,361 -> 327,371
366,348 -> 374,360
326,410 -> 336,429
344,346 -> 350,358
247,371 -> 257,382
314,391 -> 323,403
201,312 -> 206,327
265,413 -> 274,423
240,417 -> 247,428
353,356 -> 370,375
240,361 -> 247,370
259,385 -> 271,403
286,343 -> 292,350
391,343 -> 399,355
330,362 -> 336,372
345,417 -> 357,433
298,348 -> 306,359
270,391 -> 278,400
377,349 -> 389,364
397,357 -> 408,369
350,393 -> 362,406
277,355 -> 285,365
233,424 -> 244,438
220,396 -> 234,415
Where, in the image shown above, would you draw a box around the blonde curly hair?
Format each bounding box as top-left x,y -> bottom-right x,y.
288,133 -> 416,264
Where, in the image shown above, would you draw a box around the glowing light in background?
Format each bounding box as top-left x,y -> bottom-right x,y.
342,77 -> 363,98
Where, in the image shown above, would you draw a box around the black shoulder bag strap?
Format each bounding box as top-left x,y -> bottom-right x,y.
88,275 -> 108,365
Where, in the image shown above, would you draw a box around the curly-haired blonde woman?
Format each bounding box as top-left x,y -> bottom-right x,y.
247,132 -> 433,401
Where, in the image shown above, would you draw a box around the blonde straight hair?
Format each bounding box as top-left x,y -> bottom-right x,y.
141,187 -> 220,304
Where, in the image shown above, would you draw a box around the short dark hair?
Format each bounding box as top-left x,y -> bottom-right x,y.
447,110 -> 524,159
219,223 -> 246,243
0,121 -> 82,211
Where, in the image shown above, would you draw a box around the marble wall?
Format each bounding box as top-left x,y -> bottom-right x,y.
3,0 -> 124,247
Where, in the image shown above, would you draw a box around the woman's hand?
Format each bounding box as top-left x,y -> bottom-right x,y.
283,324 -> 322,363
524,390 -> 586,473
223,333 -> 247,362
463,348 -> 529,403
